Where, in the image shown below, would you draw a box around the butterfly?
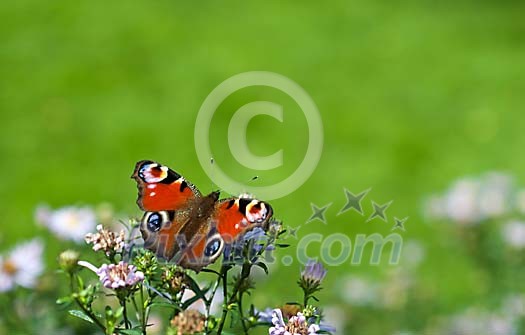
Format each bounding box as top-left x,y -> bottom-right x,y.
131,160 -> 273,271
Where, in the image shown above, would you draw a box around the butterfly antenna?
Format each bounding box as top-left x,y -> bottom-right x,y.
209,157 -> 218,192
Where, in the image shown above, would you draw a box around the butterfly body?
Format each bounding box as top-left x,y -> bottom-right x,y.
132,160 -> 273,271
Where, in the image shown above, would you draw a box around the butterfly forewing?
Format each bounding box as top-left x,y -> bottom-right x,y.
132,160 -> 200,211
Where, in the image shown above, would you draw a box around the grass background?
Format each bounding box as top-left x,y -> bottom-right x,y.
1,0 -> 525,333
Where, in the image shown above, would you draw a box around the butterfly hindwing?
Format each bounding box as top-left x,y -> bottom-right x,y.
140,210 -> 187,260
214,197 -> 273,244
132,160 -> 200,211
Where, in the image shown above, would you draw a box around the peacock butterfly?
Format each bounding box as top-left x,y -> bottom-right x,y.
131,160 -> 273,271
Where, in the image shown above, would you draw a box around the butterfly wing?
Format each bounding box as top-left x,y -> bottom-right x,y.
132,160 -> 201,211
140,210 -> 186,260
213,197 -> 273,244
139,192 -> 225,271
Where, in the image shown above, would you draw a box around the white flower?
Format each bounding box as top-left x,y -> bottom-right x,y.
501,294 -> 525,318
502,221 -> 525,249
478,173 -> 513,218
36,205 -> 97,242
449,309 -> 517,335
0,239 -> 44,292
427,172 -> 516,225
445,179 -> 481,224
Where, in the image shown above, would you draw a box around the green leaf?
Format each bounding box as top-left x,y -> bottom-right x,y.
254,262 -> 269,274
56,296 -> 73,305
117,329 -> 143,335
68,310 -> 94,324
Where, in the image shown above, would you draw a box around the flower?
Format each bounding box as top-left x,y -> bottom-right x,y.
424,172 -> 516,225
169,310 -> 206,335
161,265 -> 186,296
478,173 -> 513,218
79,261 -> 144,289
36,205 -> 97,242
502,220 -> 525,249
58,249 -> 80,273
299,260 -> 327,292
134,250 -> 159,278
0,239 -> 44,292
269,309 -> 321,335
84,224 -> 126,256
444,179 -> 482,224
224,227 -> 271,262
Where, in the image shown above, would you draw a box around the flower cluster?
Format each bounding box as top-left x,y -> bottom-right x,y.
45,201 -> 335,335
424,172 -> 521,225
270,309 -> 321,335
169,310 -> 206,335
84,224 -> 126,256
79,260 -> 144,289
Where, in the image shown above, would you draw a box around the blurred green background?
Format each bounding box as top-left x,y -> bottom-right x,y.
1,0 -> 525,333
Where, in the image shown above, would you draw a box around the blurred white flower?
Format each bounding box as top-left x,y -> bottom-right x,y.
449,309 -> 517,335
0,239 -> 44,292
478,173 -> 512,218
426,172 -> 517,225
445,179 -> 481,224
501,294 -> 525,318
502,220 -> 525,249
36,205 -> 97,242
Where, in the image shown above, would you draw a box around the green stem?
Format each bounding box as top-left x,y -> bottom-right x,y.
117,292 -> 130,329
216,267 -> 230,334
69,273 -> 107,332
205,265 -> 227,334
238,290 -> 249,334
217,263 -> 251,334
140,285 -> 147,335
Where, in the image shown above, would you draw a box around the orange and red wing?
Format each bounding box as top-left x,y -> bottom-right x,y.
132,160 -> 200,211
213,197 -> 273,243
